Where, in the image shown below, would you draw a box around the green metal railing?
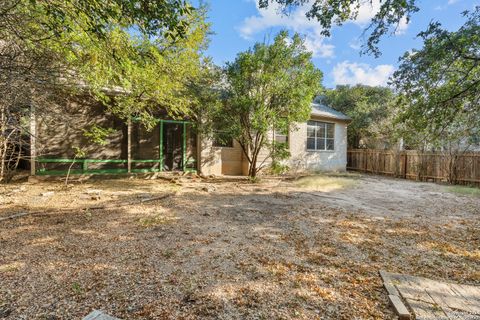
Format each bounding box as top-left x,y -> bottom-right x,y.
36,159 -> 164,175
36,119 -> 197,176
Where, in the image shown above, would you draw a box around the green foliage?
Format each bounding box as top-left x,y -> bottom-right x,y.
71,282 -> 83,295
1,0 -> 209,123
322,85 -> 396,148
139,214 -> 178,228
19,0 -> 193,41
444,185 -> 480,197
392,8 -> 480,150
63,5 -> 211,124
258,0 -> 419,56
72,147 -> 86,159
83,125 -> 116,146
218,31 -> 323,177
270,160 -> 290,175
185,61 -> 224,134
272,140 -> 290,161
248,176 -> 261,183
1,0 -> 209,181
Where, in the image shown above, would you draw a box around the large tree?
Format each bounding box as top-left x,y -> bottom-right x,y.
322,85 -> 396,149
0,0 -> 208,181
220,31 -> 323,178
1,0 -> 193,41
392,7 -> 480,150
257,0 -> 418,56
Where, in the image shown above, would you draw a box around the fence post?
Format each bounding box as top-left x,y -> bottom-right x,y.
30,104 -> 36,176
364,149 -> 368,172
347,149 -> 479,186
127,118 -> 132,173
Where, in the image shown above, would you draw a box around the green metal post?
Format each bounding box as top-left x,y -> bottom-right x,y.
183,122 -> 187,171
159,120 -> 164,171
36,118 -> 194,176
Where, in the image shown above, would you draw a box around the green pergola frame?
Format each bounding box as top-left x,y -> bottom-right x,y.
37,119 -> 196,176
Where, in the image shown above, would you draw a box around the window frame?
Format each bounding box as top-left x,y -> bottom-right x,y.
306,120 -> 335,151
212,132 -> 234,148
273,126 -> 289,148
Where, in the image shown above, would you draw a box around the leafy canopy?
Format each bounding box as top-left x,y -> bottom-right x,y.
392,7 -> 480,149
322,85 -> 396,149
1,0 -> 209,124
8,0 -> 194,41
0,0 -> 209,181
219,31 -> 323,177
67,6 -> 210,126
258,0 -> 418,56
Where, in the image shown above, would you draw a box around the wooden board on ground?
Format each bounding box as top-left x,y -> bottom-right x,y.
83,310 -> 121,320
380,270 -> 480,320
388,294 -> 411,320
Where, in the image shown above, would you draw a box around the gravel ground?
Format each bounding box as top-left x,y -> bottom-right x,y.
0,173 -> 479,319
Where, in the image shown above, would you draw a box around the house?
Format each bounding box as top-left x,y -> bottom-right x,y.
30,97 -> 350,176
200,102 -> 351,175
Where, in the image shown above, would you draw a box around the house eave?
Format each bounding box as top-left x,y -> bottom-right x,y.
309,113 -> 352,124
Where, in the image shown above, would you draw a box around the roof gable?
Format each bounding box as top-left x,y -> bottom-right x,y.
310,102 -> 351,121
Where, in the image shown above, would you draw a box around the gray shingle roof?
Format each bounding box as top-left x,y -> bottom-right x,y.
310,102 -> 351,121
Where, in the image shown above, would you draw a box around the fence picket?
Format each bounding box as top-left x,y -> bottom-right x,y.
347,149 -> 480,187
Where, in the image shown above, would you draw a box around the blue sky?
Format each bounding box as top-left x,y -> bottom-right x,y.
195,0 -> 478,88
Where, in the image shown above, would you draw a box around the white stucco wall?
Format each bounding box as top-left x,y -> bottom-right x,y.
288,117 -> 348,172
199,134 -> 223,176
199,116 -> 349,175
199,135 -> 244,176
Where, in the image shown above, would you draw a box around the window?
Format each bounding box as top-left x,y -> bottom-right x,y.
274,129 -> 288,145
307,121 -> 334,151
213,132 -> 233,148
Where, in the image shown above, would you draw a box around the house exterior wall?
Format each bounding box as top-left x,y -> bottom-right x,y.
36,97 -> 127,159
288,117 -> 348,172
33,97 -> 347,176
199,116 -> 349,176
34,97 -> 198,174
199,138 -> 244,176
220,141 -> 244,175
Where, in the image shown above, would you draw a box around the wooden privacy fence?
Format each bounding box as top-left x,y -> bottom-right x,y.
347,149 -> 480,186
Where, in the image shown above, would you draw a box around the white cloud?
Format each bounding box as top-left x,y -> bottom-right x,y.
394,16 -> 409,35
349,38 -> 362,51
353,0 -> 382,26
237,1 -> 335,58
351,0 -> 409,34
238,0 -> 408,56
332,61 -> 395,86
304,37 -> 335,58
436,0 -> 460,11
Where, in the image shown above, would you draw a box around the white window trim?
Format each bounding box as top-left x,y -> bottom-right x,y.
306,120 -> 335,152
212,131 -> 235,148
212,142 -> 234,149
273,129 -> 289,147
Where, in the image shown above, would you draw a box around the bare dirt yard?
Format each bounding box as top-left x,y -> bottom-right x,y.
1,173 -> 479,319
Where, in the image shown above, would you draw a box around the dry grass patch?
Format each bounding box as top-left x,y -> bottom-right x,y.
138,214 -> 179,227
293,173 -> 358,191
0,262 -> 23,273
0,175 -> 478,319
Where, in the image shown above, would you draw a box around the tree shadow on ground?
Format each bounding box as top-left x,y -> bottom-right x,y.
0,179 -> 478,319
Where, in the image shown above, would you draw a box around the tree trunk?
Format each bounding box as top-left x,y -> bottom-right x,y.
249,161 -> 257,178
0,105 -> 5,182
248,143 -> 262,178
249,152 -> 257,178
65,155 -> 79,186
